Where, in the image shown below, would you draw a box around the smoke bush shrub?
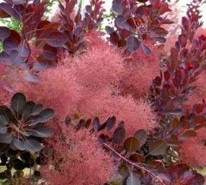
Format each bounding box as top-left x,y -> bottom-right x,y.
1,0 -> 206,184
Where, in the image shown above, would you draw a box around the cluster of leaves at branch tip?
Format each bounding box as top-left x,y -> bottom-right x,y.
106,0 -> 172,54
0,0 -> 105,68
75,116 -> 205,185
0,92 -> 54,153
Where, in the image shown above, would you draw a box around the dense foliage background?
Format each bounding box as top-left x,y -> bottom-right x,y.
0,0 -> 206,184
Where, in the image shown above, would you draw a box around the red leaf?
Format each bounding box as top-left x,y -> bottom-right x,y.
178,34 -> 187,48
180,130 -> 197,140
150,27 -> 168,38
164,71 -> 170,81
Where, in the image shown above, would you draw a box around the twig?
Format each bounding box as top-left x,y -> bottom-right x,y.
103,142 -> 167,185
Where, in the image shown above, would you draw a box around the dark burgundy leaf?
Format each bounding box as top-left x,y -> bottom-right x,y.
30,109 -> 54,125
182,17 -> 190,32
124,137 -> 140,152
115,15 -> 130,30
129,153 -> 145,163
0,133 -> 12,143
24,139 -> 42,152
149,140 -> 168,156
142,44 -> 151,55
0,52 -> 10,63
11,92 -> 26,116
42,44 -> 57,60
112,0 -> 123,14
112,126 -> 125,144
105,26 -> 115,34
178,34 -> 187,47
85,5 -> 92,13
126,36 -> 140,52
3,38 -> 19,51
0,26 -> 10,41
193,103 -> 205,114
169,117 -> 180,131
150,27 -> 168,38
134,129 -> 147,147
30,126 -> 52,138
10,30 -> 21,44
164,71 -> 170,81
10,0 -> 27,5
180,130 -> 197,140
106,116 -> 116,131
0,3 -> 20,20
46,31 -> 67,47
93,117 -> 100,132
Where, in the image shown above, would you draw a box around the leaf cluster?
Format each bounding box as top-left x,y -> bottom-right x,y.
67,116 -> 205,185
106,0 -> 172,54
150,0 -> 206,147
0,0 -> 105,70
0,93 -> 54,185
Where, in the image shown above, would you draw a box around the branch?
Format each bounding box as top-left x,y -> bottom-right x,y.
103,142 -> 167,185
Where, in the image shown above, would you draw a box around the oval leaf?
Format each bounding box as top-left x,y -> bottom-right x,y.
106,116 -> 116,131
112,126 -> 125,144
46,31 -> 67,47
24,139 -> 42,152
0,124 -> 7,134
24,72 -> 40,83
21,101 -> 35,119
180,130 -> 197,140
31,126 -> 52,138
30,108 -> 54,125
31,104 -> 43,116
0,26 -> 10,41
0,133 -> 12,143
129,153 -> 145,163
126,36 -> 140,53
93,117 -> 100,132
124,137 -> 140,152
11,92 -> 26,116
149,140 -> 168,156
134,129 -> 147,147
13,138 -> 25,151
0,114 -> 9,125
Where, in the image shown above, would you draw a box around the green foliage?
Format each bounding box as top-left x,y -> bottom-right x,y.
44,0 -> 60,19
0,42 -> 3,52
0,18 -> 22,33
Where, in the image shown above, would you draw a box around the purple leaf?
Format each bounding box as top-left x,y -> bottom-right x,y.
0,26 -> 10,41
46,31 -> 68,47
126,36 -> 140,52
